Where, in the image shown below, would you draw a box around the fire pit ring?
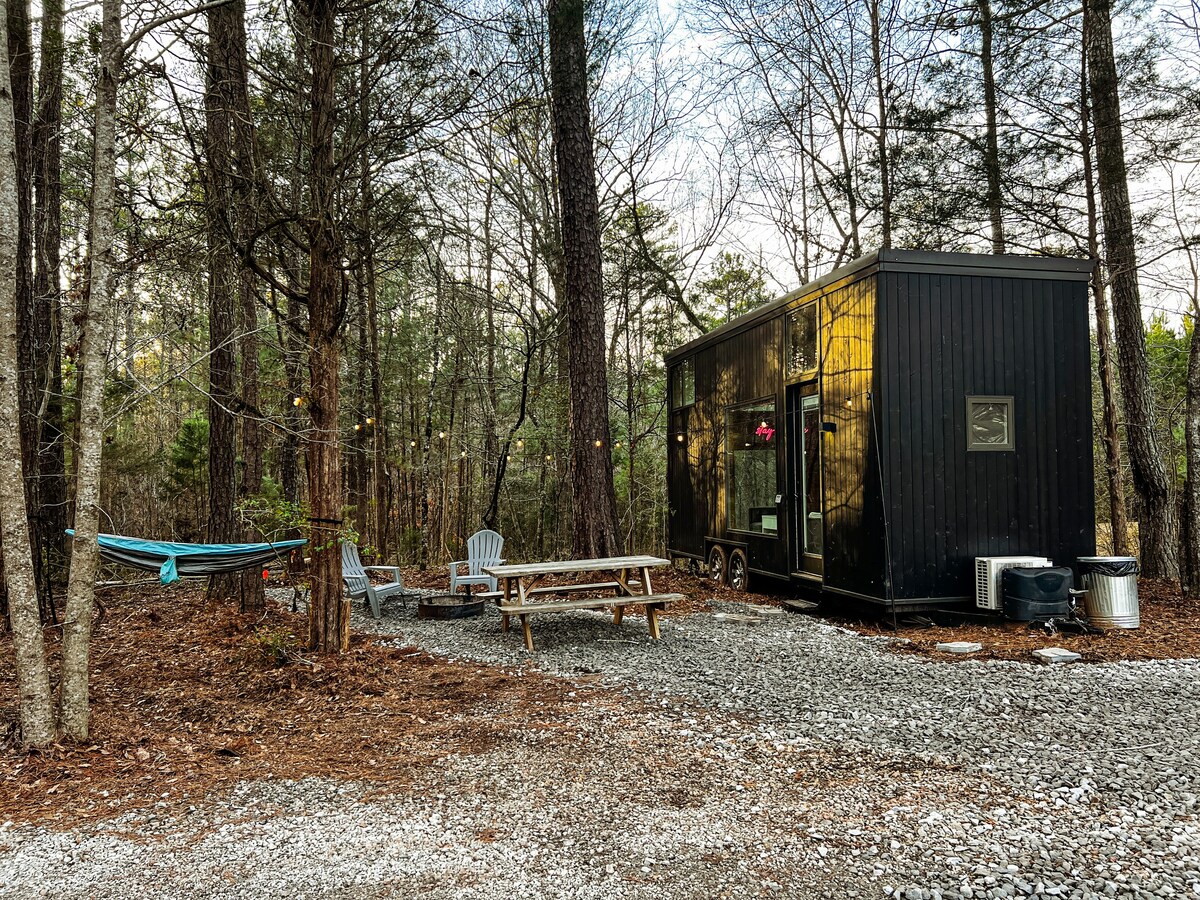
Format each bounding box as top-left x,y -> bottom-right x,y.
417,593 -> 485,620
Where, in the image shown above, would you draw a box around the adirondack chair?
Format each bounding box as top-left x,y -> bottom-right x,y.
449,529 -> 505,596
342,541 -> 413,619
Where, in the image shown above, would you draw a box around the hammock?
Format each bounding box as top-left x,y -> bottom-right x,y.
66,531 -> 307,585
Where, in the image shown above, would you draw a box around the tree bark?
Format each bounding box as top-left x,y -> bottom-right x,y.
979,0 -> 1005,254
0,0 -> 56,747
58,0 -> 122,742
1080,14 -> 1128,556
868,0 -> 891,249
225,0 -> 264,611
1085,0 -> 1177,578
8,0 -> 46,619
1184,315 -> 1200,591
32,0 -> 66,597
302,0 -> 348,652
548,0 -> 623,559
204,1 -> 240,601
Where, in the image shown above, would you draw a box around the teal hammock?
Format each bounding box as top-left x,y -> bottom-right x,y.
66,531 -> 307,585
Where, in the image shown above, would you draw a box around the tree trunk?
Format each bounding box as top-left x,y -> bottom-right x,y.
225,0 -> 264,611
32,0 -> 66,597
204,1 -> 240,601
356,23 -> 387,556
548,0 -> 623,559
1080,16 -> 1128,556
1085,0 -> 1177,578
1184,316 -> 1200,591
8,0 -> 46,620
0,0 -> 56,747
58,0 -> 121,742
979,0 -> 1005,254
868,0 -> 891,249
302,0 -> 348,652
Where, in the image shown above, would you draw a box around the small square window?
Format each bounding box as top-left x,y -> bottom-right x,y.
967,396 -> 1014,451
671,358 -> 695,409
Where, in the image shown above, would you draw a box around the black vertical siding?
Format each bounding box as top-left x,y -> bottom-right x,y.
667,315 -> 786,573
820,275 -> 887,600
667,251 -> 1095,607
876,270 -> 1095,600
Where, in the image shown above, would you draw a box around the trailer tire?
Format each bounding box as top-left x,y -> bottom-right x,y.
728,549 -> 749,592
707,545 -> 728,585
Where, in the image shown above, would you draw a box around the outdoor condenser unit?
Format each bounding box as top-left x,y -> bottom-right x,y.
975,556 -> 1053,611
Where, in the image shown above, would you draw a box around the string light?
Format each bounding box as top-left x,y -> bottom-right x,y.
545,454 -> 552,462
293,397 -> 304,407
506,454 -> 513,461
614,441 -> 622,449
410,439 -> 417,447
676,433 -> 685,443
365,417 -> 375,425
354,424 -> 362,431
461,450 -> 468,458
594,439 -> 603,448
438,431 -> 446,439
516,439 -> 524,448
844,398 -> 853,408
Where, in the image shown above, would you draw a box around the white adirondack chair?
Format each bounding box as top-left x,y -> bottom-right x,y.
342,541 -> 412,619
449,529 -> 505,596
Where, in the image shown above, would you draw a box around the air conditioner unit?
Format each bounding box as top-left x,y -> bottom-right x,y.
975,556 -> 1053,610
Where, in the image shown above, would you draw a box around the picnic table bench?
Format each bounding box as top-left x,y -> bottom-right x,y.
482,555 -> 682,651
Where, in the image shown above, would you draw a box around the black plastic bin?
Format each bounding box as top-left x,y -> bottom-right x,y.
1001,566 -> 1073,622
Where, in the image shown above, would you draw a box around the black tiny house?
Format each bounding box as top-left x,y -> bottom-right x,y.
664,249 -> 1097,611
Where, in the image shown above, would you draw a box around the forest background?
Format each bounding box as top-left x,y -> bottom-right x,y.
2,0 -> 1200,662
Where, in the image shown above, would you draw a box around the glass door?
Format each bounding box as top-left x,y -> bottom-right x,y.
788,388 -> 823,575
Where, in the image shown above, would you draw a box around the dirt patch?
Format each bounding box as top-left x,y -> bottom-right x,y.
0,586 -> 605,827
834,579 -> 1200,663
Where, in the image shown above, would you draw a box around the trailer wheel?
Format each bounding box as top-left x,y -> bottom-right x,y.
707,545 -> 728,585
728,549 -> 749,592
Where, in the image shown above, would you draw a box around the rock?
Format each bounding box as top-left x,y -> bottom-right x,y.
1032,647 -> 1082,664
936,642 -> 983,654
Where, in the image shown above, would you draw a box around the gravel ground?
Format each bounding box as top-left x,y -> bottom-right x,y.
2,592 -> 1198,900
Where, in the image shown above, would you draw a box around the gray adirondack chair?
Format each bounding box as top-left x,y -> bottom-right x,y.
449,529 -> 505,596
342,541 -> 412,619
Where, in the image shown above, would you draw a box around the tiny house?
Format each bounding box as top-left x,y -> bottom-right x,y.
664,250 -> 1097,611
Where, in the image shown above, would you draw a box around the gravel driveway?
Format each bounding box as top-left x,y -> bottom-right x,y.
2,595 -> 1197,900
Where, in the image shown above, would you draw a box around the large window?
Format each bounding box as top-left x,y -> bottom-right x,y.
967,395 -> 1014,451
671,358 -> 695,409
727,401 -> 778,535
786,303 -> 818,376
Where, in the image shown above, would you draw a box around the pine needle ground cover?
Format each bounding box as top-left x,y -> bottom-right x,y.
0,587 -> 605,827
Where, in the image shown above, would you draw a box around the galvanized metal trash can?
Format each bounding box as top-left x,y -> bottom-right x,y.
1077,556 -> 1140,629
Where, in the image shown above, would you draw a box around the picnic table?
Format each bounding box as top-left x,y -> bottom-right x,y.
482,555 -> 682,651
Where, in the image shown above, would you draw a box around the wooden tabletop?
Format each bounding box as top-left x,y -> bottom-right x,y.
483,556 -> 670,578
